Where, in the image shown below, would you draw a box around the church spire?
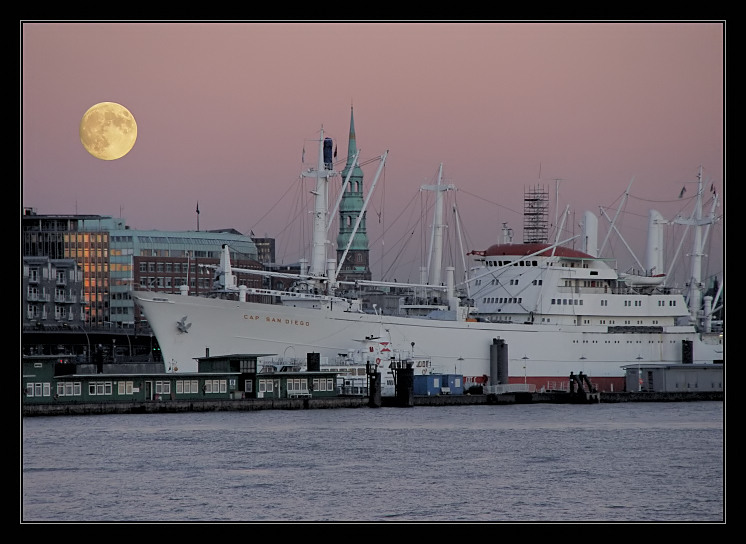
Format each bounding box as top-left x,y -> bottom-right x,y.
346,105 -> 358,167
337,105 -> 371,283
343,106 -> 364,179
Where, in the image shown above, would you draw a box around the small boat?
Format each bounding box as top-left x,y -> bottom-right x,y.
317,335 -> 434,397
619,272 -> 666,287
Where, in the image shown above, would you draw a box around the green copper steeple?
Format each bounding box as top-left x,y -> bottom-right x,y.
336,106 -> 371,281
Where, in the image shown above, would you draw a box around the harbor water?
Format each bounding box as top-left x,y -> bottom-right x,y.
21,402 -> 724,523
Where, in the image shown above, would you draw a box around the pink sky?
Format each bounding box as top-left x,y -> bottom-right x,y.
21,21 -> 724,286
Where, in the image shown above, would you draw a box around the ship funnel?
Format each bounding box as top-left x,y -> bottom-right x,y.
218,244 -> 237,289
501,222 -> 513,244
446,267 -> 460,312
582,211 -> 598,257
326,258 -> 337,293
645,210 -> 666,275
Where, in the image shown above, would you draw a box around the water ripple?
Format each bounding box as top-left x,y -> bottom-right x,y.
22,402 -> 724,522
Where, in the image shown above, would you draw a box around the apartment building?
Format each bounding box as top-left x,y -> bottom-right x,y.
23,209 -> 262,329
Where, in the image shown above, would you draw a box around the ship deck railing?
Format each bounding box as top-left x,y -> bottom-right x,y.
484,384 -> 537,395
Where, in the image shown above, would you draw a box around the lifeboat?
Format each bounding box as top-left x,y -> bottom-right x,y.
619,273 -> 666,287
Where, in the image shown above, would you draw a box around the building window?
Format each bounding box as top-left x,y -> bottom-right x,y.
312,378 -> 334,392
240,359 -> 257,373
288,378 -> 308,394
155,381 -> 171,395
202,379 -> 226,393
176,379 -> 199,394
88,381 -> 113,396
117,381 -> 134,395
25,382 -> 51,397
57,382 -> 81,396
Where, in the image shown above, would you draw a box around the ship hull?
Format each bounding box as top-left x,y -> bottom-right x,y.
132,291 -> 722,393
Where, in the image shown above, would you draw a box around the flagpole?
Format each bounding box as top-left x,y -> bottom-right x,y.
196,201 -> 200,231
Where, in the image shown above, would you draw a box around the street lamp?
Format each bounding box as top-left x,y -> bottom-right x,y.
636,356 -> 643,392
82,326 -> 90,364
521,355 -> 528,384
124,330 -> 132,358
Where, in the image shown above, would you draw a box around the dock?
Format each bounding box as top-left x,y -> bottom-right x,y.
22,390 -> 723,417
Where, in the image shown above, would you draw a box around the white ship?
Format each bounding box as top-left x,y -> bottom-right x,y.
132,117 -> 723,393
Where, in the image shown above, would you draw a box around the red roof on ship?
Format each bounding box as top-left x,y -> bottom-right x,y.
479,243 -> 594,259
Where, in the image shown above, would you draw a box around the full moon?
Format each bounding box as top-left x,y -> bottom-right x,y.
79,102 -> 137,160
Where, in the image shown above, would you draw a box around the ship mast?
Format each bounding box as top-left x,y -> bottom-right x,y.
303,127 -> 337,278
673,165 -> 719,327
422,163 -> 455,287
689,167 -> 705,322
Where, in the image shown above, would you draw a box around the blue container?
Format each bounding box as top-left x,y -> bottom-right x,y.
441,374 -> 465,395
414,374 -> 464,395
